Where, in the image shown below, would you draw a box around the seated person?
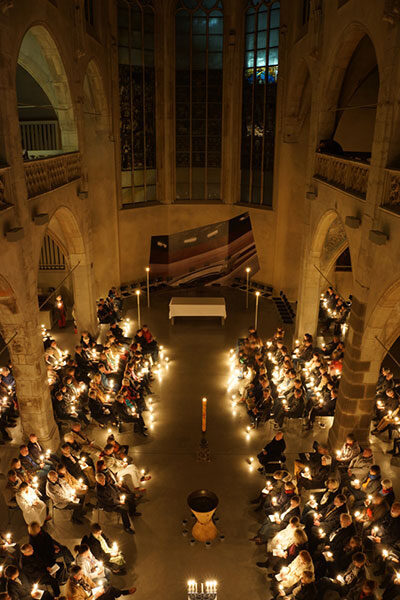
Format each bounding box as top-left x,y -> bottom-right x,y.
28,521 -> 73,570
46,470 -> 85,524
81,522 -> 126,575
65,565 -> 136,600
257,431 -> 286,472
95,473 -> 137,534
20,544 -> 60,597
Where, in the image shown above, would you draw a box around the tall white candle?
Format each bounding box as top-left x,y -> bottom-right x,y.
255,291 -> 260,330
136,289 -> 141,329
245,267 -> 251,309
145,267 -> 150,308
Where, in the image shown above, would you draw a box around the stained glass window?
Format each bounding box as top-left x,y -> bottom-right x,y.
118,0 -> 156,205
241,1 -> 279,206
175,0 -> 223,201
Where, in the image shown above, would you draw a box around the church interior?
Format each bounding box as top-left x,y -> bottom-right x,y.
1,0 -> 400,598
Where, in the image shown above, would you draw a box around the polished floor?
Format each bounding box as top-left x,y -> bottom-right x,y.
0,287 -> 396,599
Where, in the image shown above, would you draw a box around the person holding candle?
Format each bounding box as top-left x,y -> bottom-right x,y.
99,445 -> 146,493
1,565 -> 54,600
46,471 -> 86,524
335,433 -> 361,467
28,522 -> 73,571
65,565 -> 136,600
74,544 -> 110,583
16,483 -> 47,526
20,544 -> 61,597
81,523 -> 126,575
316,552 -> 366,598
271,550 -> 314,595
95,473 -> 137,534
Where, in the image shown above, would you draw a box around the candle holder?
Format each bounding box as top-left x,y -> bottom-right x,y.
187,580 -> 217,599
187,490 -> 219,542
197,432 -> 211,462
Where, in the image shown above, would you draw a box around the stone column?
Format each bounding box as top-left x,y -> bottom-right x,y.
220,0 -> 246,204
4,320 -> 59,450
70,253 -> 97,333
295,250 -> 322,339
154,0 -> 175,204
328,297 -> 378,448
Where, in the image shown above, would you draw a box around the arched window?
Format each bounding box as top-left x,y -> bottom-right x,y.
241,1 -> 279,206
118,0 -> 156,205
176,0 -> 223,201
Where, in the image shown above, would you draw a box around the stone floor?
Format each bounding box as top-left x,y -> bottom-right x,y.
0,286 -> 397,599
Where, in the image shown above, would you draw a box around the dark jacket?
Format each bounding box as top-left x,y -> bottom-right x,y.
29,529 -> 58,567
81,532 -> 112,561
329,523 -> 356,557
0,577 -> 31,600
295,582 -> 317,600
96,482 -> 122,511
60,453 -> 84,480
262,437 -> 286,462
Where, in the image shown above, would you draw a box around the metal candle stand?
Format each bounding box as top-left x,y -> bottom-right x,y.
188,593 -> 217,600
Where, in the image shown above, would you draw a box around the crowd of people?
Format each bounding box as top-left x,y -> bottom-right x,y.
226,287 -> 400,599
0,286 -> 168,600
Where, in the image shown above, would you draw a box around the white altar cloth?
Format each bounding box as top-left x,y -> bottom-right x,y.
169,297 -> 226,325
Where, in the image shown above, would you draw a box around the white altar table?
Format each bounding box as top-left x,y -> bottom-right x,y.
169,297 -> 226,325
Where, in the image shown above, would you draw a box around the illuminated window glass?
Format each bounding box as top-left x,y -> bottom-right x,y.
175,0 -> 223,201
118,0 -> 156,205
241,1 -> 279,206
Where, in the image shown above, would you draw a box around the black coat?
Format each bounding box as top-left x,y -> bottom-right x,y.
96,482 -> 121,511
29,530 -> 57,567
295,582 -> 317,600
81,533 -> 113,561
0,577 -> 31,600
60,453 -> 84,480
262,437 -> 286,462
329,523 -> 356,557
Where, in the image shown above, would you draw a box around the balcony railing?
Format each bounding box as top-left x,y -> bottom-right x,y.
382,168 -> 400,215
313,153 -> 370,200
0,165 -> 13,211
24,152 -> 81,199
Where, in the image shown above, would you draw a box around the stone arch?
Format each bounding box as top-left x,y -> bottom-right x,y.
39,206 -> 96,332
319,22 -> 380,143
17,24 -> 78,152
362,278 -> 400,372
296,209 -> 351,338
83,58 -> 109,130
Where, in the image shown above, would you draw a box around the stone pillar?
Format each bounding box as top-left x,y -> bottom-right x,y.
5,321 -> 59,450
220,0 -> 245,204
70,253 -> 97,333
295,250 -> 322,340
328,296 -> 378,449
154,0 -> 175,204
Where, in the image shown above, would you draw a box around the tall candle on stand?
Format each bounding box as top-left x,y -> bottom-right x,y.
136,289 -> 141,329
202,397 -> 207,433
255,291 -> 260,331
245,267 -> 251,309
145,267 -> 150,308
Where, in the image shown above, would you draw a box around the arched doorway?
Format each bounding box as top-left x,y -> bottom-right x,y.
17,25 -> 78,157
0,273 -> 58,447
38,206 -> 96,333
296,210 -> 351,339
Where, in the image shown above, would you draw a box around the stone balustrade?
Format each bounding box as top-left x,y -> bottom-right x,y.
24,152 -> 81,198
313,153 -> 370,200
381,167 -> 400,215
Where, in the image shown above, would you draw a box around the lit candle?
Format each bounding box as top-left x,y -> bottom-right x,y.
120,495 -> 126,504
245,267 -> 251,309
255,291 -> 260,331
201,397 -> 207,433
145,267 -> 150,308
136,289 -> 141,329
